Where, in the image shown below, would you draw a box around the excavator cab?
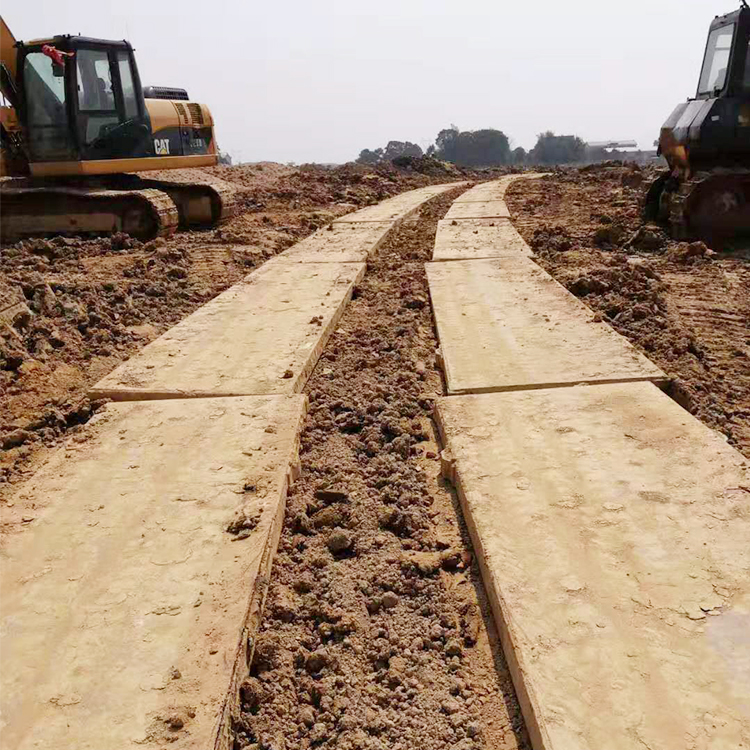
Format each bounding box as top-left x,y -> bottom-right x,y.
647,4 -> 750,241
18,37 -> 153,164
698,17 -> 750,96
1,17 -> 220,178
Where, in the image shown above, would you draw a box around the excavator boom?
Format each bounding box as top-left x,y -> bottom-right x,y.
1,16 -> 18,97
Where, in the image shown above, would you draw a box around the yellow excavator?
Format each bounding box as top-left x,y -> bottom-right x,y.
0,16 -> 236,240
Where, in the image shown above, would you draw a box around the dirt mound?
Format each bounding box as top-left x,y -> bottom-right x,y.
664,240 -> 714,265
391,155 -> 463,176
506,164 -> 750,456
0,234 -> 229,482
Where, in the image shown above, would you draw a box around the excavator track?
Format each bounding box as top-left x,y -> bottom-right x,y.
136,170 -> 239,229
0,183 -> 179,241
669,169 -> 750,244
0,169 -> 238,243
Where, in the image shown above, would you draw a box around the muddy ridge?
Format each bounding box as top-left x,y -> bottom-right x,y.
232,191 -> 529,750
506,165 -> 750,458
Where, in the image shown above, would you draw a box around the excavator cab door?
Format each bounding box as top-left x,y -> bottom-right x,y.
73,44 -> 150,160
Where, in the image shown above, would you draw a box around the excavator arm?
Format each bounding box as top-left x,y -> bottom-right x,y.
0,16 -> 28,176
1,16 -> 18,104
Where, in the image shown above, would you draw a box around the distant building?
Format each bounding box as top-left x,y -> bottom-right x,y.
584,139 -> 661,165
587,140 -> 638,149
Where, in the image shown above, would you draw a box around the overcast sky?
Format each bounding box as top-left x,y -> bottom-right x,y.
5,0 -> 722,163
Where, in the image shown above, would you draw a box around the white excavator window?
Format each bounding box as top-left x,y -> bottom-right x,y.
698,25 -> 735,95
22,51 -> 75,161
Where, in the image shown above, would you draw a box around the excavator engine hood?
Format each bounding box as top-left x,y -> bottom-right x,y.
660,96 -> 750,170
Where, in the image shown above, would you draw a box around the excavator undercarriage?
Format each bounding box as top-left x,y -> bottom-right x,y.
0,172 -> 238,241
646,168 -> 750,242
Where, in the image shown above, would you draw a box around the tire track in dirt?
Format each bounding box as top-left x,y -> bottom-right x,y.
232,190 -> 530,750
661,263 -> 750,451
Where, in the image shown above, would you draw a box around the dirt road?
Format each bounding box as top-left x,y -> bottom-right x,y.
506,165 -> 750,458
6,161 -> 747,749
232,191 -> 529,750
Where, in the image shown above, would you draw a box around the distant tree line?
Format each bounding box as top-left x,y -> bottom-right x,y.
527,131 -> 586,165
427,126 -> 511,167
357,141 -> 424,164
356,126 -> 590,168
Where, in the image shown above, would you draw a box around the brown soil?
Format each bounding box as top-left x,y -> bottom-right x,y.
231,191 -> 529,750
0,161 -> 491,495
506,164 -> 750,458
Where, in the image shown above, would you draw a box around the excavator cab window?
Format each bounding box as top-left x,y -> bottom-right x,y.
698,24 -> 735,95
22,51 -> 76,161
76,49 -> 119,146
116,52 -> 139,120
74,47 -> 148,159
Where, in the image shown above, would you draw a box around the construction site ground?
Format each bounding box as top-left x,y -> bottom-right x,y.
505,164 -> 750,458
230,188 -> 529,750
0,165 -> 531,750
3,162 -> 750,750
0,161 -> 479,495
